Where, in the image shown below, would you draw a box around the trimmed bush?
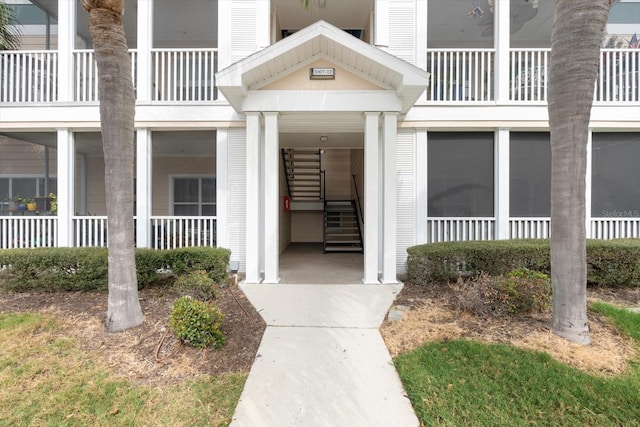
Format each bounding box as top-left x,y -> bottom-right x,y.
161,247 -> 231,283
407,239 -> 640,287
174,269 -> 218,300
455,268 -> 552,317
169,296 -> 225,349
0,246 -> 232,292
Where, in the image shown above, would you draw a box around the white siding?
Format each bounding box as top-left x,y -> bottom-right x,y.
396,130 -> 416,275
227,128 -> 247,271
387,0 -> 417,64
230,0 -> 259,64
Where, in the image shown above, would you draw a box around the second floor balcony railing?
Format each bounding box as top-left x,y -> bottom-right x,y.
2,48 -> 638,106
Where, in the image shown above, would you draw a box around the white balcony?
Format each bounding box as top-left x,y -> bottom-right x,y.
2,48 -> 638,105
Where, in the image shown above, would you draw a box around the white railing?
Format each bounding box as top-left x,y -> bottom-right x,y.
0,50 -> 58,103
74,49 -> 137,102
510,48 -> 549,102
596,49 -> 640,103
73,216 -> 108,247
151,216 -> 217,250
510,218 -> 550,239
0,217 -> 58,249
426,218 -> 495,243
590,218 -> 640,239
152,49 -> 218,102
426,49 -> 495,102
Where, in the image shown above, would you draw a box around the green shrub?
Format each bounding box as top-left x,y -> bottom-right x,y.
169,296 -> 225,349
161,247 -> 231,283
455,268 -> 552,317
174,270 -> 218,300
407,239 -> 640,287
0,246 -> 232,292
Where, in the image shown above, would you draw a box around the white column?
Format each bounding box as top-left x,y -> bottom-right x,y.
245,112 -> 261,283
416,129 -> 428,243
256,0 -> 270,49
495,0 -> 510,103
216,129 -> 229,249
57,129 -> 75,247
382,112 -> 398,284
57,0 -> 76,102
136,0 -> 153,103
495,128 -> 510,240
585,130 -> 593,238
364,112 -> 380,284
263,112 -> 280,283
136,129 -> 152,248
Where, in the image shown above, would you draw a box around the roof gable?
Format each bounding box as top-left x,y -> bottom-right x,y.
216,20 -> 429,113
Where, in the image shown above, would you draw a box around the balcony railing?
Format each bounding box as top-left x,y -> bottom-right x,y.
426,217 -> 496,243
0,216 -> 58,248
2,48 -> 639,105
74,49 -> 138,102
509,218 -> 550,239
151,216 -> 217,250
510,49 -> 548,102
426,49 -> 495,102
0,50 -> 58,103
152,49 -> 218,102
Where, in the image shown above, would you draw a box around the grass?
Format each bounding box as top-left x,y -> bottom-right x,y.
0,313 -> 245,427
395,303 -> 640,427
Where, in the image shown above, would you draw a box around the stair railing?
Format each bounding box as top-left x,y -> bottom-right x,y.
352,174 -> 364,224
281,148 -> 292,198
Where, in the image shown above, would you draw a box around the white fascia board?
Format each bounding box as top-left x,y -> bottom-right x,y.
241,90 -> 402,112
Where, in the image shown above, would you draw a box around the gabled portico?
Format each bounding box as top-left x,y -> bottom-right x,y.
216,20 -> 429,284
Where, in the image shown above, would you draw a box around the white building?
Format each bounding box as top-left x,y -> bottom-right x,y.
1,0 -> 639,284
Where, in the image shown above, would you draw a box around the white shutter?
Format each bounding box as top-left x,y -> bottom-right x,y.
230,0 -> 258,64
387,0 -> 416,64
396,129 -> 416,274
227,128 -> 247,272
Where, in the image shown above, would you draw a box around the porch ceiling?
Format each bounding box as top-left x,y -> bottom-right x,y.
216,20 -> 430,115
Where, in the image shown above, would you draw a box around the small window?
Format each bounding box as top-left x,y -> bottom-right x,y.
172,177 -> 216,216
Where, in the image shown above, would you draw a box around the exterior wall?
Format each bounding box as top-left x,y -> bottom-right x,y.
263,59 -> 381,91
0,136 -> 56,175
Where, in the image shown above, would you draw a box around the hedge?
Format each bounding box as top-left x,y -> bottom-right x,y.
0,246 -> 231,292
407,239 -> 640,288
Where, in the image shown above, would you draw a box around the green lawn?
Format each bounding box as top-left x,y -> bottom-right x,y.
395,303 -> 640,427
0,313 -> 244,427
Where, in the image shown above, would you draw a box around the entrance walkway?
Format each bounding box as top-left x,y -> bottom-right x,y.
279,243 -> 363,284
230,283 -> 419,427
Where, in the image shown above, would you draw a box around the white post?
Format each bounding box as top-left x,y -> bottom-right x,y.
382,112 -> 398,284
256,0 -> 270,49
495,0 -> 510,103
263,112 -> 280,283
495,128 -> 510,240
136,129 -> 152,248
57,129 -> 75,246
57,0 -> 76,102
216,129 -> 229,249
364,112 -> 380,284
416,129 -> 428,243
245,112 -> 261,283
585,130 -> 593,238
136,0 -> 153,103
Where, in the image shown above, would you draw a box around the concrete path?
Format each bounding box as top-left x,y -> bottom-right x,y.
230,283 -> 420,427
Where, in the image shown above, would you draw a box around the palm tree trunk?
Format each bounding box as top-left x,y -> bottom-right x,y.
548,0 -> 612,344
83,0 -> 143,331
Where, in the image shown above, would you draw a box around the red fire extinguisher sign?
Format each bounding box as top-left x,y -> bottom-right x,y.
284,196 -> 291,212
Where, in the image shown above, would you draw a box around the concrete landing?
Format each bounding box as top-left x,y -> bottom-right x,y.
230,283 -> 419,427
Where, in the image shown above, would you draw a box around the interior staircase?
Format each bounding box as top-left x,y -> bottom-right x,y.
282,148 -> 364,254
323,200 -> 363,253
281,148 -> 322,201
